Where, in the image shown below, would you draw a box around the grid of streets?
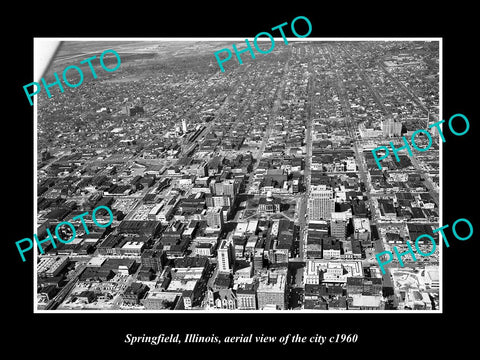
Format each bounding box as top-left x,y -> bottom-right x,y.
35,40 -> 440,311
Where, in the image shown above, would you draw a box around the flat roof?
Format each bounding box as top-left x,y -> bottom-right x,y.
86,257 -> 107,267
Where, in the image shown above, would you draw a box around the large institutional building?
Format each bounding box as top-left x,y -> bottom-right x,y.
308,185 -> 335,220
382,117 -> 402,137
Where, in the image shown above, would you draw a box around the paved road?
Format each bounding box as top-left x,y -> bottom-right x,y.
328,45 -> 379,225
297,62 -> 315,261
247,59 -> 290,193
326,44 -> 395,282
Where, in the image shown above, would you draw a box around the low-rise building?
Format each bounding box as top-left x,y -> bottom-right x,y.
122,282 -> 149,305
256,268 -> 287,310
235,280 -> 257,310
142,290 -> 184,310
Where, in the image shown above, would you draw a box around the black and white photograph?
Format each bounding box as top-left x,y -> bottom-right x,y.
31,39 -> 441,314
6,4 -> 478,355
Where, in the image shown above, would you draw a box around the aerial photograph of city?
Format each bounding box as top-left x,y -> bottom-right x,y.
34,39 -> 440,312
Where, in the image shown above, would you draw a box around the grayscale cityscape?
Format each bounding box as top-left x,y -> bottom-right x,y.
35,40 -> 440,311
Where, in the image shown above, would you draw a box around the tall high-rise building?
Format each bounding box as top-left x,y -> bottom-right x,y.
206,207 -> 224,228
330,212 -> 348,241
182,119 -> 187,133
214,179 -> 239,196
382,117 -> 402,137
217,239 -> 233,273
197,161 -> 208,177
308,185 -> 335,220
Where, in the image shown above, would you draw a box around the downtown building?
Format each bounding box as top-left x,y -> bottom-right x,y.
217,239 -> 234,273
256,268 -> 288,310
382,117 -> 402,137
235,280 -> 257,310
308,185 -> 335,220
330,210 -> 352,241
206,206 -> 224,229
212,178 -> 240,197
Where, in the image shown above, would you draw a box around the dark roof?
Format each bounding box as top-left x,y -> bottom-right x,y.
277,236 -> 293,250
196,242 -> 213,248
124,282 -> 149,296
79,267 -> 114,281
328,296 -> 347,308
173,256 -> 208,269
419,192 -> 434,202
141,249 -> 163,259
336,203 -> 352,212
236,282 -> 256,294
347,277 -> 382,286
77,290 -> 96,298
411,207 -> 426,218
322,238 -> 341,250
305,284 -> 322,295
352,200 -> 367,215
347,277 -> 363,286
102,258 -> 137,271
118,220 -> 162,235
379,200 -> 395,214
398,199 -> 413,207
304,299 -> 328,310
166,240 -> 189,255
423,208 -> 438,217
351,240 -> 362,254
98,234 -> 124,249
233,237 -> 247,246
396,192 -> 414,200
213,273 -> 232,288
328,284 -> 343,295
143,193 -> 157,202
37,276 -> 65,287
386,232 -> 401,241
233,260 -> 251,272
407,223 -> 436,242
308,222 -> 329,231
45,207 -> 71,221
